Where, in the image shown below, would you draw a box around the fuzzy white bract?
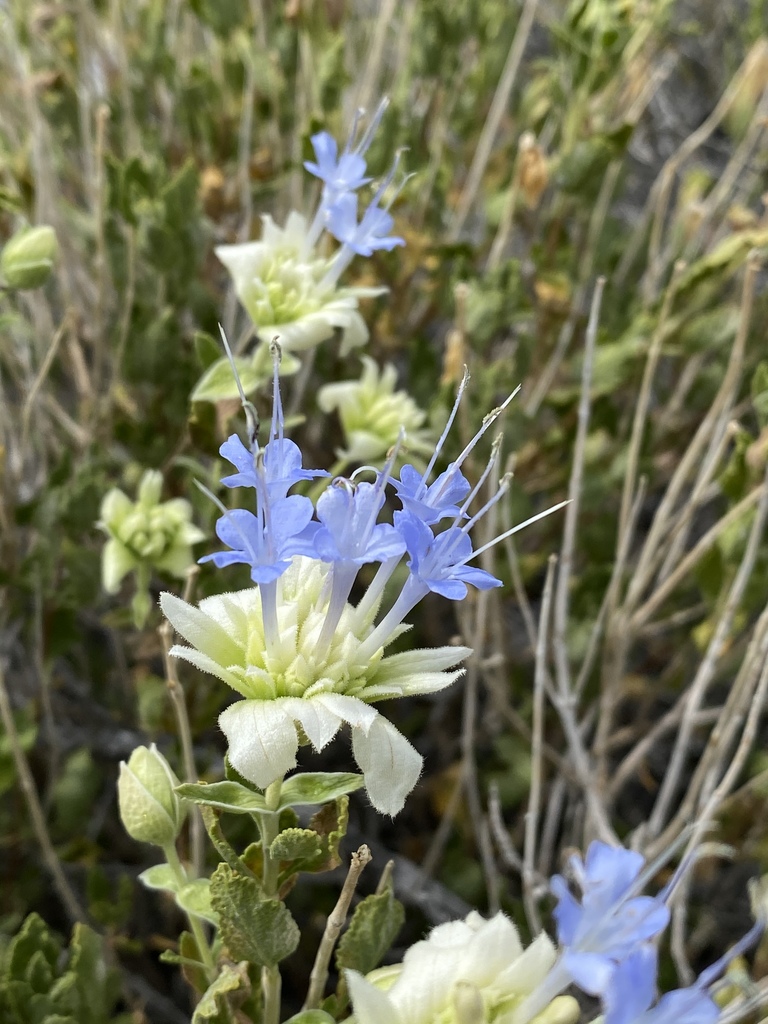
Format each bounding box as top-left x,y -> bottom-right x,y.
161,556 -> 469,815
216,213 -> 384,355
346,911 -> 573,1024
99,469 -> 204,594
318,356 -> 434,464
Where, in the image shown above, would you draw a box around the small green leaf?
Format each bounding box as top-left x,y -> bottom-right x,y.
195,330 -> 223,370
278,773 -> 365,809
176,880 -> 219,926
176,780 -> 268,814
210,864 -> 300,967
190,355 -> 267,403
138,864 -> 180,893
676,229 -> 768,295
270,828 -> 324,864
192,961 -> 250,1023
335,886 -> 405,977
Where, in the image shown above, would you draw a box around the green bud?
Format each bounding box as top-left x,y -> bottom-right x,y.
118,744 -> 187,847
0,225 -> 58,289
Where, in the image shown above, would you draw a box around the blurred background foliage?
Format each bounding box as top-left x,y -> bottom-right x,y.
2,0 -> 768,1018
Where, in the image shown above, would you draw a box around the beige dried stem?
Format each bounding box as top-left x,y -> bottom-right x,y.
523,553 -> 557,933
303,845 -> 372,1011
549,277 -> 617,845
449,0 -> 542,241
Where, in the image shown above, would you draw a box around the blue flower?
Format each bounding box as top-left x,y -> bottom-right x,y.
396,511 -> 502,600
304,131 -> 371,198
603,947 -> 719,1024
551,841 -> 670,996
200,497 -> 319,584
314,480 -> 405,567
327,192 -> 405,257
392,463 -> 471,525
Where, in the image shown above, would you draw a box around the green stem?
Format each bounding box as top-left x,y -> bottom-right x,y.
262,965 -> 281,1024
163,844 -> 217,978
256,778 -> 283,1024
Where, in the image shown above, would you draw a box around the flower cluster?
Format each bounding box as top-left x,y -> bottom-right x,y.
216,101 -> 405,356
318,355 -> 434,466
161,356 -> 564,814
99,469 -> 204,626
345,840 -> 763,1024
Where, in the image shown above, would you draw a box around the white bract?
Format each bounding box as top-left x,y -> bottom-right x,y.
98,469 -> 205,593
318,356 -> 434,464
346,910 -> 573,1024
161,556 -> 470,815
216,212 -> 384,355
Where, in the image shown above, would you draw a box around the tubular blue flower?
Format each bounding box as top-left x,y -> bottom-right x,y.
199,497 -> 319,584
304,131 -> 371,197
314,480 -> 405,568
392,463 -> 471,525
512,842 -> 671,1024
392,372 -> 521,526
397,512 -> 501,601
550,841 -> 670,995
327,192 -> 405,257
602,947 -> 720,1024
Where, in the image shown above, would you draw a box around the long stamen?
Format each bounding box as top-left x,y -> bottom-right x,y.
465,500 -> 571,563
417,366 -> 471,497
219,323 -> 259,451
460,473 -> 512,536
455,386 -> 521,467
353,97 -> 389,155
269,338 -> 284,443
452,435 -> 504,524
343,106 -> 365,155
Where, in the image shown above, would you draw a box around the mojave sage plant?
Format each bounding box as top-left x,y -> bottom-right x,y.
161,349 -> 566,816
215,100 -> 404,358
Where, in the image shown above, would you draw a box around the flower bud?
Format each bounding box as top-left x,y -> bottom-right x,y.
118,744 -> 187,847
452,981 -> 487,1024
0,225 -> 58,290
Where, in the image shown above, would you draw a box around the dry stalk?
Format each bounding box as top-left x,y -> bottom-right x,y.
0,661 -> 87,925
523,554 -> 556,932
644,462 -> 768,839
303,845 -> 372,1010
449,0 -> 542,240
549,277 -> 615,844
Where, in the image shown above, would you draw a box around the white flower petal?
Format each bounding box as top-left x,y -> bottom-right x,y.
219,699 -> 298,789
496,932 -> 557,997
256,316 -> 335,352
352,715 -> 422,816
161,593 -> 243,667
281,697 -> 341,751
102,539 -> 136,593
339,310 -> 368,354
346,970 -> 404,1024
215,241 -> 266,286
168,645 -> 247,695
315,692 -> 378,733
